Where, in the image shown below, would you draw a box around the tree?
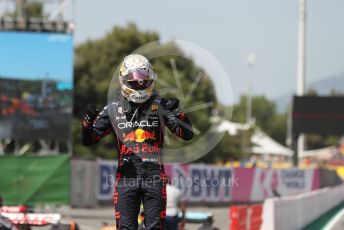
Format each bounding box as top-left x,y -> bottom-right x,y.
200,128 -> 254,163
73,23 -> 216,158
2,2 -> 43,19
231,95 -> 287,144
24,2 -> 43,18
197,94 -> 291,163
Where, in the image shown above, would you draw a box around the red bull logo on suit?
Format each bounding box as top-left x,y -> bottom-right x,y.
123,129 -> 155,143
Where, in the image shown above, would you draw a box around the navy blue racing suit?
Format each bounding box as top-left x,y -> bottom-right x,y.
82,92 -> 193,230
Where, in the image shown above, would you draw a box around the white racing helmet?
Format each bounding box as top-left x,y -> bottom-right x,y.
119,54 -> 157,103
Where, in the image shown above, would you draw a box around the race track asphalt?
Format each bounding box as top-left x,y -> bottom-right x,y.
32,206 -> 230,230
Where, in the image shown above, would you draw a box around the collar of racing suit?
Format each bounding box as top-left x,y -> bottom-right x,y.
119,90 -> 159,117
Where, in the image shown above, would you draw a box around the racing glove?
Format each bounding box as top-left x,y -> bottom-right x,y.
165,97 -> 182,116
82,103 -> 99,128
163,97 -> 193,140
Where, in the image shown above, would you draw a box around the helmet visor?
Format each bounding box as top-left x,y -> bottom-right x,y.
122,70 -> 154,81
125,79 -> 153,90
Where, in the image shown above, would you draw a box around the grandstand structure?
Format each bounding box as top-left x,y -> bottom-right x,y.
0,0 -> 74,155
0,0 -> 74,33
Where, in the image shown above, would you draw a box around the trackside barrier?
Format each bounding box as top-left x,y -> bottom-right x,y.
0,213 -> 61,225
0,206 -> 27,213
99,161 -> 322,203
230,206 -> 247,230
229,204 -> 263,230
248,204 -> 263,230
261,184 -> 344,230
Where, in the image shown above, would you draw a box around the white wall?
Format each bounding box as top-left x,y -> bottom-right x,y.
261,184 -> 344,230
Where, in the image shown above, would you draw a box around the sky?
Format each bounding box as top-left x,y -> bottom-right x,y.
0,32 -> 73,83
72,0 -> 344,102
0,0 -> 343,102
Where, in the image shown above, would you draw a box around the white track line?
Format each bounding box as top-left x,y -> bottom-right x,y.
323,207 -> 344,230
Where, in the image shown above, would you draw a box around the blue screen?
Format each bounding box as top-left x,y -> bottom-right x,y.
0,32 -> 74,142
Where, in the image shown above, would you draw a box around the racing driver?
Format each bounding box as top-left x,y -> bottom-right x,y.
82,54 -> 194,229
